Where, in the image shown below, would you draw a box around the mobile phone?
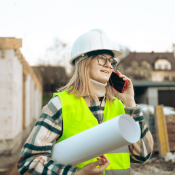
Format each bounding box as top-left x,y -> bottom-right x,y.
109,71 -> 127,93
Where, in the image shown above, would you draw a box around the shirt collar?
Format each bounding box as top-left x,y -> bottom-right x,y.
89,78 -> 107,98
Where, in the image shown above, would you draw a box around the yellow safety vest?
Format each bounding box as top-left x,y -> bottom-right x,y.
53,90 -> 130,175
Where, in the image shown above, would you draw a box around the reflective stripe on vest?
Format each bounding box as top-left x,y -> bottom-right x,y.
53,91 -> 130,174
103,146 -> 130,175
105,168 -> 130,175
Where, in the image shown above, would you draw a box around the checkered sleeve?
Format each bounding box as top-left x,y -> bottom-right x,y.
17,96 -> 78,175
125,105 -> 154,163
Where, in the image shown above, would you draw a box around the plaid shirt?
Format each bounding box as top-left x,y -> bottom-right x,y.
17,95 -> 154,175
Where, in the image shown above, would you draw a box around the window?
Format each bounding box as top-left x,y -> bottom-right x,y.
155,58 -> 172,70
131,61 -> 139,69
164,65 -> 168,69
158,65 -> 162,69
143,65 -> 147,69
164,76 -> 169,81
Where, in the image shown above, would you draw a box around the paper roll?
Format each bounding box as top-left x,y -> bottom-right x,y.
51,114 -> 140,165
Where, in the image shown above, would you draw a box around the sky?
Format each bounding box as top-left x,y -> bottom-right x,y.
0,0 -> 175,65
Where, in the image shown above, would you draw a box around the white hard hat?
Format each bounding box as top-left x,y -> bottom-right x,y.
70,29 -> 122,65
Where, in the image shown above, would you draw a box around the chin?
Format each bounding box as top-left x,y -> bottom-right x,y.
99,79 -> 109,84
93,75 -> 109,84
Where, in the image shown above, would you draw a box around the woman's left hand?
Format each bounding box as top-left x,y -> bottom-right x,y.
111,70 -> 136,107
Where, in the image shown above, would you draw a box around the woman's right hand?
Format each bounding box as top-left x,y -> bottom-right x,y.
75,155 -> 110,175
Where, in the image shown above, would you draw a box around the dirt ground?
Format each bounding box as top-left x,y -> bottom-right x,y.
1,151 -> 175,175
130,152 -> 175,175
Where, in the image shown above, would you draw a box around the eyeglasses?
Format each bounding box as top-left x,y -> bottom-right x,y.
96,55 -> 117,69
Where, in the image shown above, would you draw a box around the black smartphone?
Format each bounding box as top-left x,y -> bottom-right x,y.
109,71 -> 127,93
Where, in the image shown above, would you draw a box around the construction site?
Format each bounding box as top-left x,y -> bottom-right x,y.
0,37 -> 175,175
1,1 -> 175,174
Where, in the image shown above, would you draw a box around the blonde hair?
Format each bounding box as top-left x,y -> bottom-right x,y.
57,56 -> 115,102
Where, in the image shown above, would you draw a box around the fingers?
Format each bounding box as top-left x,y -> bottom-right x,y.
97,157 -> 106,165
91,157 -> 104,167
80,156 -> 110,175
100,155 -> 110,163
96,158 -> 105,166
92,155 -> 110,167
96,155 -> 110,171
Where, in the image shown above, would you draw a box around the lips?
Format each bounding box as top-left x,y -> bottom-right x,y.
100,70 -> 109,74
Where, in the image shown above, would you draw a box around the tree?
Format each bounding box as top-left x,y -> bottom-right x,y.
36,37 -> 74,76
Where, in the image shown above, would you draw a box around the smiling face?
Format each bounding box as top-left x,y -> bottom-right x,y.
88,54 -> 113,84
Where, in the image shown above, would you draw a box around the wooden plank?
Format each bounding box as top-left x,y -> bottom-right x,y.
154,105 -> 170,157
0,38 -> 5,58
167,123 -> 175,128
169,143 -> 175,151
1,38 -> 42,92
167,128 -> 175,133
165,114 -> 175,123
0,38 -> 22,49
168,134 -> 175,141
19,53 -> 42,92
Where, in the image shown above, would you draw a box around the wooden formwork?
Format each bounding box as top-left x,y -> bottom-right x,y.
0,37 -> 22,58
1,37 -> 42,131
0,37 -> 42,92
166,115 -> 175,151
149,112 -> 175,152
154,106 -> 170,157
149,114 -> 158,151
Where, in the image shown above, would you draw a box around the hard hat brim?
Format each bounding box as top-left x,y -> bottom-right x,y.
70,49 -> 122,65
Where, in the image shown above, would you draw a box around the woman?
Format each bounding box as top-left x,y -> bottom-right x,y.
17,29 -> 153,175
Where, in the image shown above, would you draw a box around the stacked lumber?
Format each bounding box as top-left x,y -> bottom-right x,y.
149,114 -> 158,151
165,114 -> 175,151
149,113 -> 175,152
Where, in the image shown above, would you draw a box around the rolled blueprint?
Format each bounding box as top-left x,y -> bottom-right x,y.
51,114 -> 140,165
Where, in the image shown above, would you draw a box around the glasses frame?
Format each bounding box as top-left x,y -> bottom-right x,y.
95,54 -> 117,69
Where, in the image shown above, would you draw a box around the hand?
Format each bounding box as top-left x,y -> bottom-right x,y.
111,70 -> 136,107
75,155 -> 110,175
